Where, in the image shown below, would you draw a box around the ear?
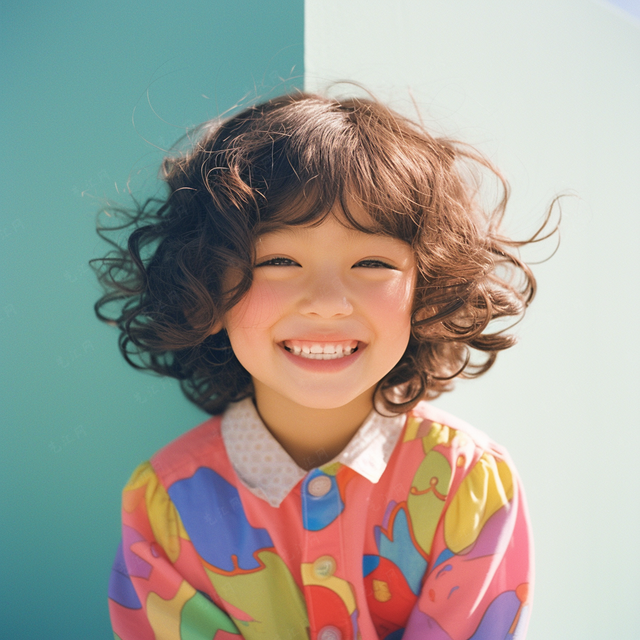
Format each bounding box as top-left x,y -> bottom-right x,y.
209,319 -> 224,335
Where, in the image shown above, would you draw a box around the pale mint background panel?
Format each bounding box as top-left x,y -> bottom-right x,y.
305,0 -> 639,638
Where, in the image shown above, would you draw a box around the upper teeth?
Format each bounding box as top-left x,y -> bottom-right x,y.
285,343 -> 357,359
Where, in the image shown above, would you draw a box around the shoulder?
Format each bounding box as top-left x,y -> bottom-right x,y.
397,402 -> 526,546
403,401 -> 510,461
396,402 -> 521,507
146,414 -> 229,488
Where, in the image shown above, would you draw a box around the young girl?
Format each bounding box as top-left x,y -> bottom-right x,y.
97,92 -> 546,640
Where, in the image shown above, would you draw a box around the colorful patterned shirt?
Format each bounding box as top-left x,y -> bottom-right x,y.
108,398 -> 533,640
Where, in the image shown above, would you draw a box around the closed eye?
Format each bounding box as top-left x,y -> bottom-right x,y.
255,256 -> 300,267
353,259 -> 398,269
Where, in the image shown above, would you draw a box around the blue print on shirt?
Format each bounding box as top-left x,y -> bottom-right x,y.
362,554 -> 380,577
375,507 -> 427,595
168,467 -> 273,572
108,540 -> 142,609
468,590 -> 522,640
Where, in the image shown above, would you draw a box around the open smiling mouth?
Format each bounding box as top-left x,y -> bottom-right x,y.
282,340 -> 359,360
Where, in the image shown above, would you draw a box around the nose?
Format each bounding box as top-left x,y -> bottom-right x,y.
298,270 -> 353,318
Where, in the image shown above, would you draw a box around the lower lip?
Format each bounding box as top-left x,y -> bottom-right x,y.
279,343 -> 365,372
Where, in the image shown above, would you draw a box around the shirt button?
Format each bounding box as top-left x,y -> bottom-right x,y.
317,625 -> 342,640
312,555 -> 336,579
308,475 -> 332,497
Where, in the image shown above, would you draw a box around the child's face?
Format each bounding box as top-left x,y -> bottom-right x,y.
221,209 -> 416,412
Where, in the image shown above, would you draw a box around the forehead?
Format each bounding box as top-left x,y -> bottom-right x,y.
254,215 -> 414,262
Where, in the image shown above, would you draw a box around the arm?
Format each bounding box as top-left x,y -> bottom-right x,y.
404,450 -> 533,640
108,462 -> 241,640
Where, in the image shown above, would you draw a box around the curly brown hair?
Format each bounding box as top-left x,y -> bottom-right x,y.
92,91 -> 555,415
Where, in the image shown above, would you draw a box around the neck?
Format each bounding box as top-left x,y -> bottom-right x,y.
252,384 -> 375,470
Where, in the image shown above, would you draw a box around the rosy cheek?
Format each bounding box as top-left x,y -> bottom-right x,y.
366,275 -> 415,316
226,280 -> 282,330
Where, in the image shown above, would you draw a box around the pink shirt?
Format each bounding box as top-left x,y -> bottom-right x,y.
108,399 -> 533,640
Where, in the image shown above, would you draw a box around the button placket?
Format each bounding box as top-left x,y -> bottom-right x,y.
301,468 -> 351,639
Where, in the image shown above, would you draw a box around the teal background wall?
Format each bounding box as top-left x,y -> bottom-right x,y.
0,1 -> 303,637
305,0 -> 639,638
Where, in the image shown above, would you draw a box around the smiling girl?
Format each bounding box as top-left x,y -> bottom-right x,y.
96,92 -> 549,639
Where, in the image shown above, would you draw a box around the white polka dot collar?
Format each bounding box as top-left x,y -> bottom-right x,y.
221,398 -> 406,508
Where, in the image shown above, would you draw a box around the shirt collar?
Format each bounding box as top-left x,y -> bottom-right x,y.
221,397 -> 406,507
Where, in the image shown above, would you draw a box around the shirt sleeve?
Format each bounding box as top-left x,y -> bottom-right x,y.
402,448 -> 533,640
108,462 -> 241,640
